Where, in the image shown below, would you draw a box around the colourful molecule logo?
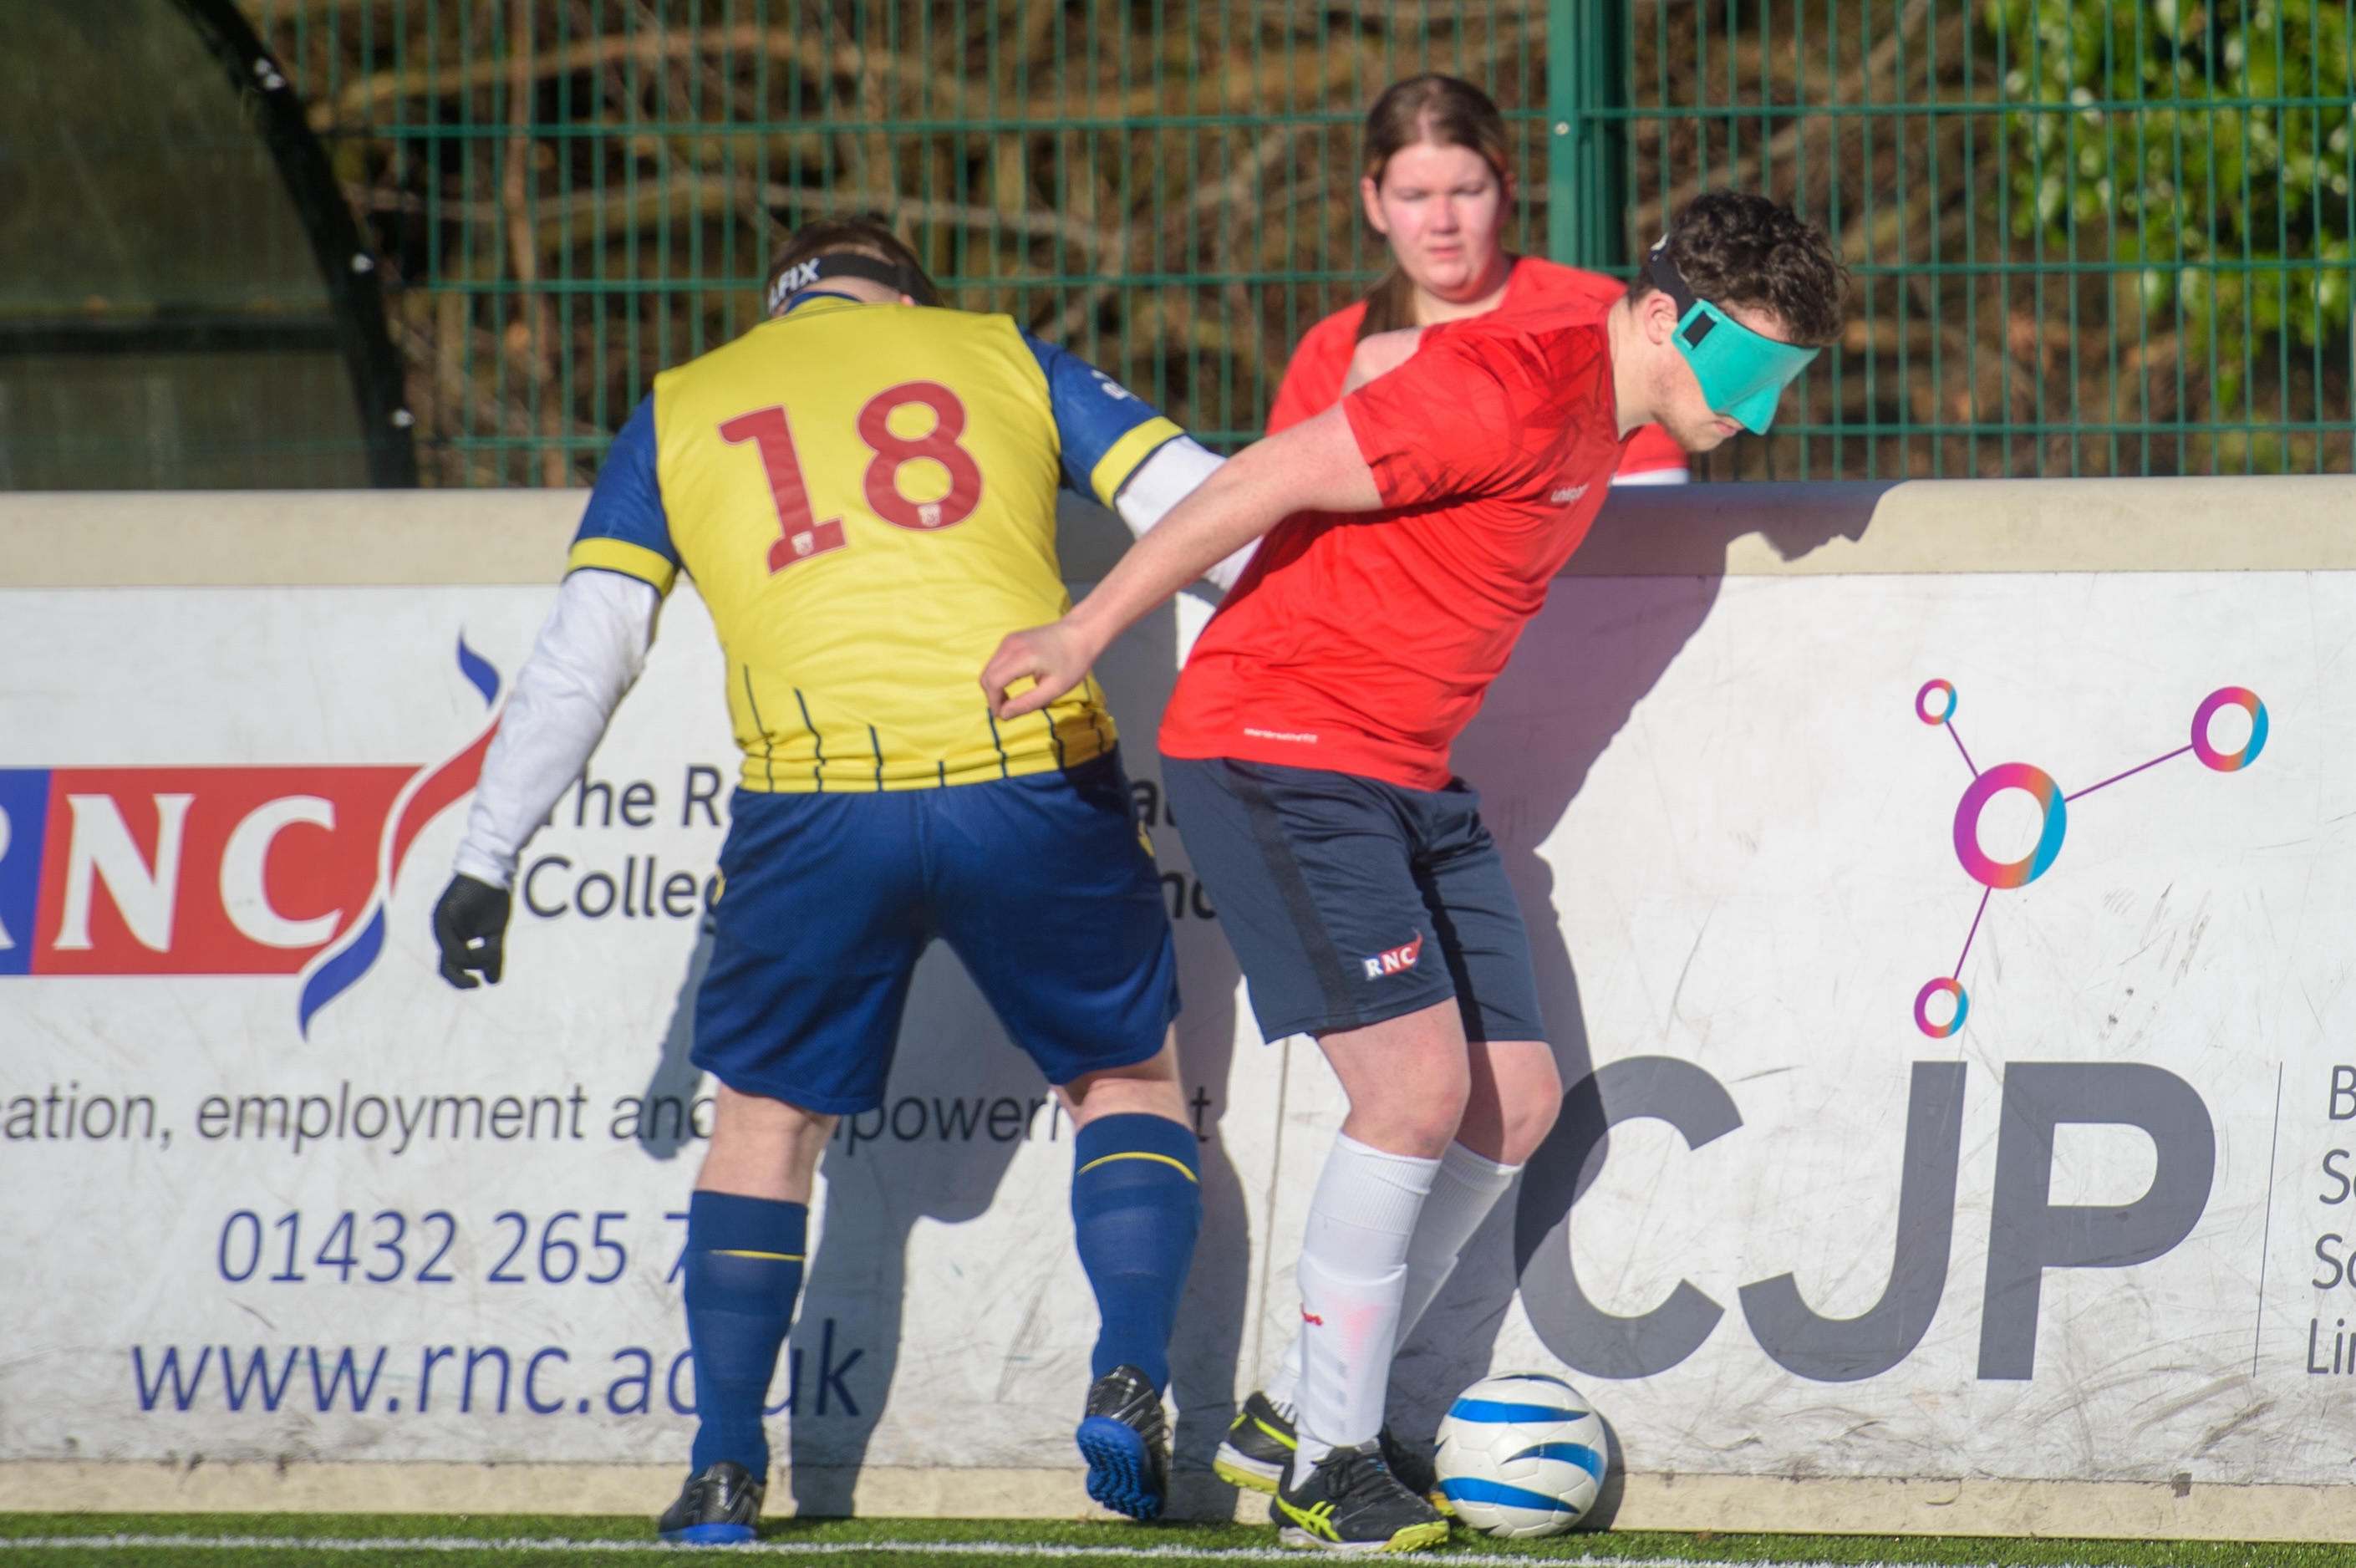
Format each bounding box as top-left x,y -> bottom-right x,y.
1911,680 -> 2267,1039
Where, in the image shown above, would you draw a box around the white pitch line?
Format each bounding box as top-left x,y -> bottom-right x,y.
0,1536 -> 1955,1568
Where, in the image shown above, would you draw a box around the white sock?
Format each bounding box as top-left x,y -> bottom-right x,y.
1289,1133 -> 1439,1482
1264,1142 -> 1517,1426
1397,1142 -> 1520,1341
1265,1331 -> 1304,1420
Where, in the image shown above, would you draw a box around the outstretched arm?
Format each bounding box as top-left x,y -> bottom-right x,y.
981,401 -> 1382,720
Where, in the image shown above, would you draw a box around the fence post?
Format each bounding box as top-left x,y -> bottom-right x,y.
1548,0 -> 1628,272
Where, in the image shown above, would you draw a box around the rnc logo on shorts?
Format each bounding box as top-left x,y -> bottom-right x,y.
1361,934 -> 1423,980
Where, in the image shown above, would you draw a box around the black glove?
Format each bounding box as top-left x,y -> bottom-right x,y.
433,874 -> 512,989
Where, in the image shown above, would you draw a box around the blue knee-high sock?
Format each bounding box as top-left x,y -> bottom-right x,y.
1071,1113 -> 1203,1393
684,1190 -> 806,1477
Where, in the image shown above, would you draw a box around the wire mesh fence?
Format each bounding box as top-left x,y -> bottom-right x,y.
243,0 -> 2353,486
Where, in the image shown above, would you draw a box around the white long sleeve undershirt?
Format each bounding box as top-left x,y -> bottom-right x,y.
450,436 -> 1229,889
452,568 -> 658,889
1114,435 -> 1254,589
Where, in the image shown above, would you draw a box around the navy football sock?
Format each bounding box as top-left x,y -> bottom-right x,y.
683,1189 -> 807,1477
1071,1112 -> 1202,1393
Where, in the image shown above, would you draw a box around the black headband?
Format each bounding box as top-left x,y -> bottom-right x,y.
1640,237 -> 1695,308
1639,238 -> 1720,349
766,251 -> 930,314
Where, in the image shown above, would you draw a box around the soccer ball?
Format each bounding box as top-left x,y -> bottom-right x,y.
1431,1372 -> 1607,1540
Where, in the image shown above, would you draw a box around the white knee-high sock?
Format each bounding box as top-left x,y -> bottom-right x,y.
1265,1326 -> 1305,1418
1291,1133 -> 1439,1478
1396,1142 -> 1520,1341
1264,1142 -> 1518,1423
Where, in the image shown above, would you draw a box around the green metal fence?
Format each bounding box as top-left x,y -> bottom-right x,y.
244,0 -> 2351,485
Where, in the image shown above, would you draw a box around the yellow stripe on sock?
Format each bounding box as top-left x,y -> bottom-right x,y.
1076,1150 -> 1198,1183
710,1250 -> 803,1261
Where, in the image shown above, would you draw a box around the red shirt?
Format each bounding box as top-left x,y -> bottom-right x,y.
1160,294 -> 1627,790
1265,255 -> 1687,480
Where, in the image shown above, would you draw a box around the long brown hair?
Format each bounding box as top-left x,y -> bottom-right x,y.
1355,74 -> 1516,339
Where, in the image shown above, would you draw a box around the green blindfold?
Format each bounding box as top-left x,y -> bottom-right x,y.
1641,241 -> 1819,433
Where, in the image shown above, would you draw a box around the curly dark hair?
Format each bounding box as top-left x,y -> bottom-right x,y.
765,213 -> 941,308
1631,191 -> 1849,346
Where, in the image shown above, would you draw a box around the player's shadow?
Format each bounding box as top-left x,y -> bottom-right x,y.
1381,481 -> 1885,1507
632,914 -> 969,1505
780,943 -> 1075,1515
634,919 -> 715,1163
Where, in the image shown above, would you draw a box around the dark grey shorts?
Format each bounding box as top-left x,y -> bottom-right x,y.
1159,753 -> 1545,1044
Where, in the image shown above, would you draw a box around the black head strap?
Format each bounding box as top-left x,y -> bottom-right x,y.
766,251 -> 930,314
1637,237 -> 1717,349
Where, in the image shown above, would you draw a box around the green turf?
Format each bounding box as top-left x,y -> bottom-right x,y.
0,1516 -> 2346,1568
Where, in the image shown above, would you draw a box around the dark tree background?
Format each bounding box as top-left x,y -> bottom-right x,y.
243,0 -> 2353,485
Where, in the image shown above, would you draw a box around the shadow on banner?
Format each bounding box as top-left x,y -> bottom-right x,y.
1392,483 -> 1881,1524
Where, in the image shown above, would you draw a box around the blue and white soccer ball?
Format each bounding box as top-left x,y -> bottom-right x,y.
1432,1372 -> 1607,1540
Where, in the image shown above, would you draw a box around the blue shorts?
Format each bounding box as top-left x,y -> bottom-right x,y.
692,751 -> 1179,1115
1160,753 -> 1544,1044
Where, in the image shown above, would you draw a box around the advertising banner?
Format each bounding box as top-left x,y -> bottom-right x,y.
3,484 -> 2354,1533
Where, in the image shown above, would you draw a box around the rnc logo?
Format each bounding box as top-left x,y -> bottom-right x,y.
0,637 -> 502,1035
1361,933 -> 1423,981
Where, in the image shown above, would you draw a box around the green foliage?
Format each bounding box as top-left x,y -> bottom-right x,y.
1990,0 -> 2354,355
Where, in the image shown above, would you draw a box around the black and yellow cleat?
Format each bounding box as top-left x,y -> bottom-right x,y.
1214,1389 -> 1297,1494
1376,1428 -> 1453,1520
656,1459 -> 764,1545
1220,1397 -> 1452,1521
1273,1443 -> 1450,1554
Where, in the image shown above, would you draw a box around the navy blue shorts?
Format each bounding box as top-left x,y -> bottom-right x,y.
1160,754 -> 1544,1044
692,751 -> 1178,1115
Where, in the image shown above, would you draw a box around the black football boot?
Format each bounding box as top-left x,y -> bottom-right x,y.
1376,1426 -> 1453,1517
1076,1363 -> 1171,1520
656,1459 -> 764,1545
1214,1389 -> 1298,1494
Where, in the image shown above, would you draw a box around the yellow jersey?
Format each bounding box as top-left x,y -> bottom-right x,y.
566,295 -> 1184,792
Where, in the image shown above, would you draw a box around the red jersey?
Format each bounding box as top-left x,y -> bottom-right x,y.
1160,295 -> 1627,790
1264,255 -> 1687,480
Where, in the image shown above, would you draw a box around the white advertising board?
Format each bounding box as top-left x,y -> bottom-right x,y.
3,481 -> 2356,1535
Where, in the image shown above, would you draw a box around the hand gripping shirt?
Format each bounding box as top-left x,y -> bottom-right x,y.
1159,294 -> 1630,791
570,296 -> 1183,792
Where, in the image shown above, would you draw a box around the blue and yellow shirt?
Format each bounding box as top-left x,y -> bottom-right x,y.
571,295 -> 1183,792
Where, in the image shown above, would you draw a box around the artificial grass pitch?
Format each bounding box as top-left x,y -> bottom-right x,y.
0,1517 -> 2346,1568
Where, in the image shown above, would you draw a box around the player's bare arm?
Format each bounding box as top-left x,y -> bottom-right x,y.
981,404 -> 1382,720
